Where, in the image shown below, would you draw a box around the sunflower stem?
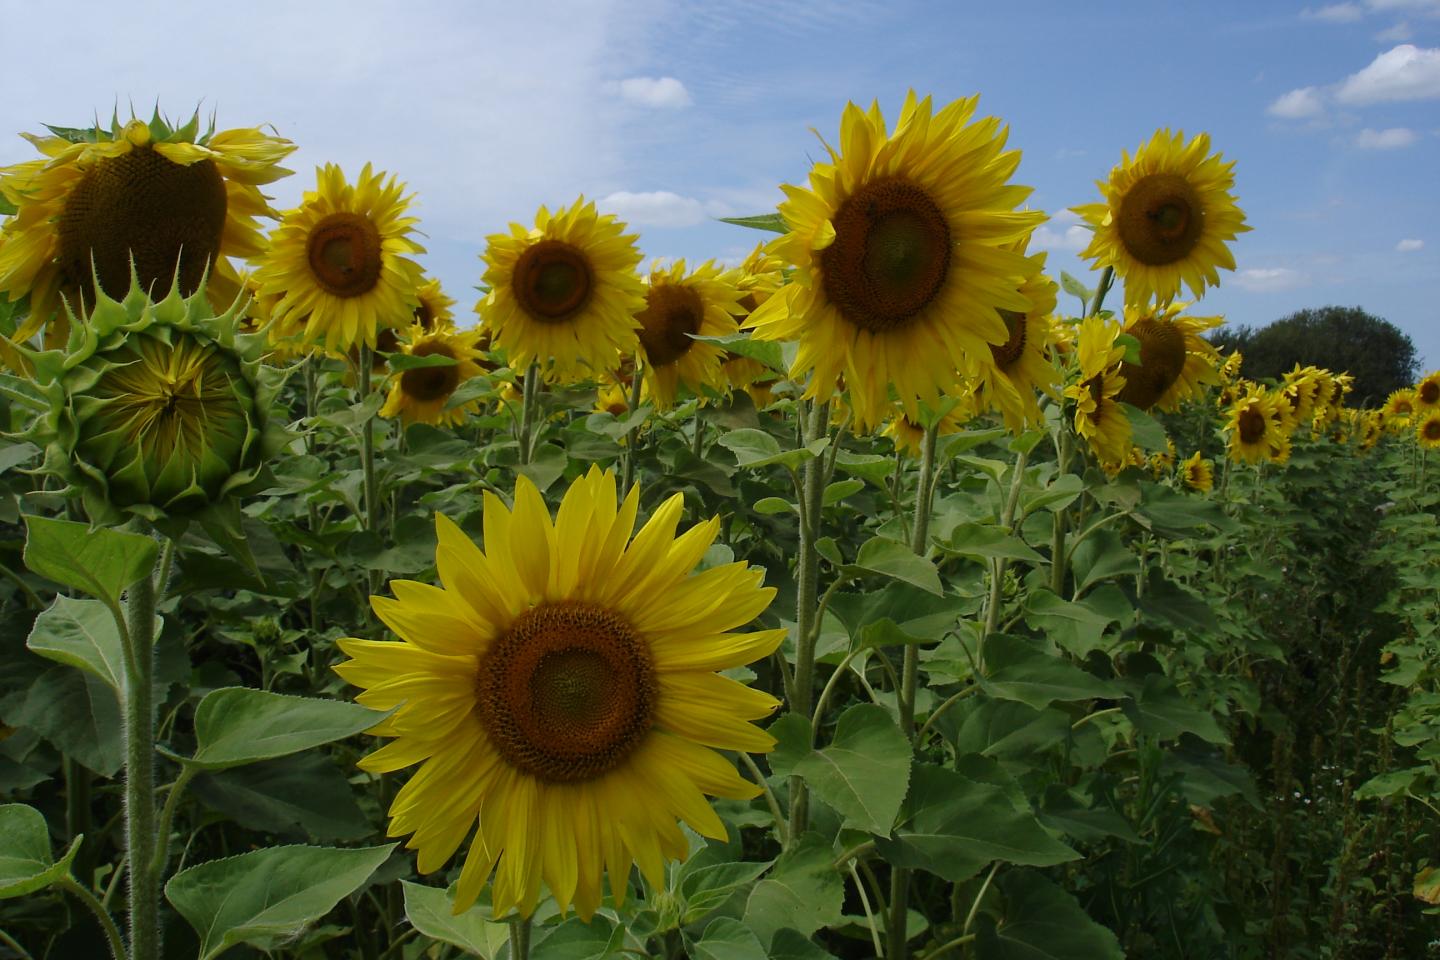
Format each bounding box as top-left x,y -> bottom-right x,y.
122,557 -> 159,960
57,877 -> 126,960
358,345 -> 381,594
509,915 -> 532,960
1088,265 -> 1115,317
788,398 -> 830,841
982,449 -> 1028,663
620,358 -> 646,495
518,362 -> 540,466
1051,427 -> 1075,596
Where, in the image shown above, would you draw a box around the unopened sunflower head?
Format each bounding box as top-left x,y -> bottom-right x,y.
0,109 -> 294,356
23,269 -> 286,530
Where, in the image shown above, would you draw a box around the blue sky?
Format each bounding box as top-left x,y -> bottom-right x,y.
3,0 -> 1437,366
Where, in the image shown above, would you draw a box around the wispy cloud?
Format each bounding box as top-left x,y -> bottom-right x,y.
1234,267 -> 1308,292
617,76 -> 693,109
1336,44 -> 1440,103
1268,86 -> 1327,118
1397,238 -> 1426,251
1375,20 -> 1413,40
1302,3 -> 1365,22
1356,126 -> 1418,147
599,190 -> 713,228
1032,211 -> 1091,253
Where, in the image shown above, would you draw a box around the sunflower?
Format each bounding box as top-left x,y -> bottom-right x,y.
734,240 -> 786,314
478,197 -> 645,383
1114,301 -> 1222,411
1383,388 -> 1416,431
1180,451 -> 1213,492
1149,438 -> 1177,477
379,325 -> 488,427
745,91 -> 1045,432
1219,349 -> 1243,382
975,245 -> 1060,432
252,163 -> 424,354
1417,410 -> 1440,450
0,111 -> 294,348
882,388 -> 977,455
1357,411 -> 1383,451
1065,316 -> 1132,465
1073,129 -> 1249,307
636,259 -> 743,410
1226,386 -> 1286,464
335,469 -> 783,919
1415,371 -> 1440,411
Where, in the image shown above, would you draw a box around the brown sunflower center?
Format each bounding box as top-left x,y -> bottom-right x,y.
990,310 -> 1029,369
1084,374 -> 1107,424
1424,419 -> 1440,442
1237,405 -> 1267,444
414,299 -> 436,330
1420,381 -> 1440,406
58,146 -> 228,302
476,602 -> 655,784
821,177 -> 952,334
399,341 -> 461,404
1117,317 -> 1187,410
306,212 -> 383,298
637,283 -> 703,368
1116,172 -> 1205,267
512,240 -> 594,322
1395,399 -> 1414,415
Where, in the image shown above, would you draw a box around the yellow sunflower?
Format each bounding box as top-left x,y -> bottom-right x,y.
975,246 -> 1060,433
1219,349 -> 1243,382
636,259 -> 743,410
734,240 -> 786,314
0,111 -> 294,347
478,197 -> 645,383
252,163 -> 425,354
1180,451 -> 1214,492
882,388 -> 978,455
379,324 -> 488,427
1149,438 -> 1177,477
1417,410 -> 1440,449
745,91 -> 1045,431
1226,386 -> 1286,464
1073,129 -> 1249,307
1115,302 -> 1222,411
1415,371 -> 1440,411
1383,388 -> 1416,432
1065,315 -> 1132,465
335,469 -> 783,919
1357,411 -> 1383,451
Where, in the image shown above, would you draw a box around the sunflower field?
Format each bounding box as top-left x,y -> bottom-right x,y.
0,95 -> 1437,960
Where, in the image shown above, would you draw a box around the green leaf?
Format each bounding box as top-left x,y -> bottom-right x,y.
770,929 -> 840,959
754,497 -> 797,516
1020,590 -> 1119,659
1059,271 -> 1093,305
191,753 -> 372,841
22,514 -> 157,607
823,478 -> 865,506
718,213 -> 788,234
794,704 -> 911,834
982,634 -> 1117,710
166,843 -> 394,960
875,765 -> 1078,883
0,804 -> 82,899
1020,473 -> 1084,515
690,917 -> 769,960
679,859 -> 775,924
976,872 -> 1123,960
530,915 -> 622,959
1121,675 -> 1228,744
1115,333 -> 1143,366
720,429 -> 824,469
1069,529 -> 1138,597
384,352 -> 458,371
943,523 -> 1045,564
851,537 -> 943,596
743,833 -> 844,947
953,700 -> 1070,761
1355,767 -> 1423,800
25,596 -> 126,692
766,714 -> 812,779
1137,571 -> 1217,634
14,666 -> 123,777
691,332 -> 786,373
184,687 -> 386,770
401,881 -> 510,958
1122,403 -> 1168,452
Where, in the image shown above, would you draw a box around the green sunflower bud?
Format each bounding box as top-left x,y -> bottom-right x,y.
23,269 -> 288,532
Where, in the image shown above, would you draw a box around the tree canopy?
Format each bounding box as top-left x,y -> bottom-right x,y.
1208,305 -> 1419,406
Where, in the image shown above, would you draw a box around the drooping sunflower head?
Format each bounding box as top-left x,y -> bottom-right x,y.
378,324 -> 488,427
745,91 -> 1046,431
478,197 -> 646,384
1226,386 -> 1285,465
1416,410 -> 1440,450
636,259 -> 744,410
24,270 -> 285,528
1180,451 -> 1214,492
1064,315 -> 1133,464
975,245 -> 1060,433
882,387 -> 978,455
251,163 -> 425,354
335,468 -> 784,920
0,110 -> 295,353
1356,411 -> 1383,451
1149,438 -> 1178,477
734,240 -> 786,315
1219,349 -> 1243,382
1114,301 -> 1222,411
1073,129 -> 1250,307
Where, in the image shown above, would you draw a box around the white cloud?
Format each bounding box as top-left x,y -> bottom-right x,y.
1356,126 -> 1418,147
1032,224 -> 1090,253
1304,3 -> 1365,21
1397,238 -> 1426,251
599,190 -> 708,228
1366,0 -> 1440,14
1375,20 -> 1414,40
1234,268 -> 1308,292
1268,86 -> 1326,118
1336,44 -> 1440,103
617,76 -> 693,109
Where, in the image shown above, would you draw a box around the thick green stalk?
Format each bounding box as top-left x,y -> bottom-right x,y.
509,916 -> 531,960
1051,429 -> 1075,596
518,362 -> 540,466
889,420 -> 939,960
123,566 -> 158,960
358,347 -> 382,595
58,877 -> 125,960
983,449 -> 1029,643
620,360 -> 646,495
788,399 -> 829,839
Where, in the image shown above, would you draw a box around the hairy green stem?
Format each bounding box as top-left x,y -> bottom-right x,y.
1051,428 -> 1075,596
788,399 -> 830,840
358,346 -> 381,595
983,449 -> 1029,660
518,362 -> 540,466
59,877 -> 126,960
620,360 -> 646,495
509,915 -> 532,960
152,766 -> 197,882
122,564 -> 158,960
1088,265 -> 1115,318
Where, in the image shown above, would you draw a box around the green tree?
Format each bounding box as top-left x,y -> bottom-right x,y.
1209,306 -> 1419,406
